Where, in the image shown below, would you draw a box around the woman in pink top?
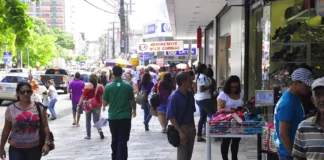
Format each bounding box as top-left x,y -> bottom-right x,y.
0,82 -> 52,160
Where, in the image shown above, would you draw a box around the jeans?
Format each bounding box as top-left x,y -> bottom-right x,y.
277,153 -> 294,160
85,106 -> 102,137
72,102 -> 83,114
221,138 -> 241,160
9,146 -> 42,160
142,103 -> 152,124
109,118 -> 131,160
196,100 -> 208,137
48,98 -> 57,117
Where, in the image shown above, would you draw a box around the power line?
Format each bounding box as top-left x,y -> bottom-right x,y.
103,0 -> 117,8
84,0 -> 118,14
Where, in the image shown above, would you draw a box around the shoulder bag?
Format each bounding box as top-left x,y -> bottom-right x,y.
136,85 -> 147,105
82,85 -> 100,111
167,94 -> 190,147
36,102 -> 55,151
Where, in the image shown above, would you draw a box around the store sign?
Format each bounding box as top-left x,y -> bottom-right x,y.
316,0 -> 324,17
144,24 -> 156,35
137,41 -> 184,52
161,23 -> 172,33
165,48 -> 197,56
156,58 -> 164,67
143,21 -> 173,39
255,90 -> 274,106
139,52 -> 151,60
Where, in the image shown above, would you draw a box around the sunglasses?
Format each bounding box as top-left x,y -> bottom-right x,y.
19,90 -> 33,95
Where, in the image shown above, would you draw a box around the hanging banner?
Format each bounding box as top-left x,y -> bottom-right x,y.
156,58 -> 164,67
137,41 -> 184,52
165,48 -> 197,56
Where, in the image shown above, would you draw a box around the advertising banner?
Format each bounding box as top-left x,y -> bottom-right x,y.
139,52 -> 152,60
143,21 -> 173,39
156,58 -> 164,67
137,41 -> 184,52
165,48 -> 197,56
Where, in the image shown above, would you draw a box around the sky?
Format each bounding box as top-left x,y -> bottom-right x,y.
75,0 -> 169,40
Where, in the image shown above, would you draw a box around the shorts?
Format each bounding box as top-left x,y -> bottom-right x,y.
72,103 -> 83,114
157,104 -> 167,113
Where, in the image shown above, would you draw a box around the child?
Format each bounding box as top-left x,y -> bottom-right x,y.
42,91 -> 50,117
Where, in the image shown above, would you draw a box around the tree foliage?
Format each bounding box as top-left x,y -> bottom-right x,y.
53,28 -> 75,50
75,55 -> 87,62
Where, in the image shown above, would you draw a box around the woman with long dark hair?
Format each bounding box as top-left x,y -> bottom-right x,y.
0,82 -> 51,159
152,73 -> 175,133
195,64 -> 212,142
217,75 -> 243,160
138,72 -> 154,131
77,74 -> 105,139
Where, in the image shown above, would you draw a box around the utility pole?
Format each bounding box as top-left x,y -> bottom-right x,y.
125,3 -> 129,53
107,31 -> 109,60
112,22 -> 115,56
119,0 -> 126,53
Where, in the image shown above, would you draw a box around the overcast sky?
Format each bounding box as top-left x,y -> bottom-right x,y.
75,0 -> 168,40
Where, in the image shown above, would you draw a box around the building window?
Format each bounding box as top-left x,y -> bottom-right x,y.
36,8 -> 41,12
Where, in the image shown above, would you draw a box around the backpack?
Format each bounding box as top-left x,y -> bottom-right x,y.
148,82 -> 161,109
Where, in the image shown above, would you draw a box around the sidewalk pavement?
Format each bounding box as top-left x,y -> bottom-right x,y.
0,95 -> 259,160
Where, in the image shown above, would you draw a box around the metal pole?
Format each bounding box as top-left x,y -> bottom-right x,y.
107,30 -> 110,60
4,42 -> 7,73
27,46 -> 30,68
125,3 -> 129,53
112,22 -> 115,56
206,118 -> 211,160
119,0 -> 126,53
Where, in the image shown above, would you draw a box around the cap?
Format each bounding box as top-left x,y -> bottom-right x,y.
312,77 -> 324,90
291,68 -> 313,86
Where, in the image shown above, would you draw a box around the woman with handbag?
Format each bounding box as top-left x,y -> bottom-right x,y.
77,74 -> 105,139
138,72 -> 154,131
0,82 -> 51,160
217,75 -> 243,160
152,73 -> 175,133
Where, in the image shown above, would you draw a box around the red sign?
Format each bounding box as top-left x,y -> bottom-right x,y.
156,58 -> 164,67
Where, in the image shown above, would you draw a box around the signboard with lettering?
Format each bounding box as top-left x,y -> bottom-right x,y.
144,24 -> 156,35
156,58 -> 164,67
139,52 -> 152,60
143,21 -> 173,38
3,52 -> 12,58
165,48 -> 197,56
255,90 -> 274,106
137,41 -> 184,52
161,23 -> 172,33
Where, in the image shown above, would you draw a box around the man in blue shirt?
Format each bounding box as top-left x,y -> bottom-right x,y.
274,68 -> 314,160
167,71 -> 196,160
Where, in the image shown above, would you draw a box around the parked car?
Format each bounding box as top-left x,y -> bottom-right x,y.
8,68 -> 29,74
39,68 -> 71,94
0,74 -> 47,105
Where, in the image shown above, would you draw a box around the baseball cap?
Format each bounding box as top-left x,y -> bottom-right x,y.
312,77 -> 324,90
291,68 -> 314,86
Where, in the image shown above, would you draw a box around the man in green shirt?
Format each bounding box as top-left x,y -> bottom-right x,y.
103,66 -> 136,160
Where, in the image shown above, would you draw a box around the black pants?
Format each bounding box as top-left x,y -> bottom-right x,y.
109,118 -> 131,160
221,138 -> 241,160
9,146 -> 42,160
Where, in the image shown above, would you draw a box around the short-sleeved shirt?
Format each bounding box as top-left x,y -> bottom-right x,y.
274,91 -> 305,156
103,79 -> 134,120
166,89 -> 195,125
217,91 -> 243,110
149,72 -> 158,84
154,82 -> 176,105
29,79 -> 39,92
5,103 -> 43,148
82,85 -> 104,105
158,72 -> 166,81
292,114 -> 324,160
49,85 -> 57,99
69,79 -> 85,103
195,74 -> 211,100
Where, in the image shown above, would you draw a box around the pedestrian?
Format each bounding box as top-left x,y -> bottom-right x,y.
69,72 -> 85,127
169,64 -> 177,85
292,77 -> 324,159
152,73 -> 175,133
100,71 -> 108,87
188,71 -> 197,94
139,72 -> 154,131
102,66 -> 136,160
274,68 -> 313,160
167,71 -> 196,160
47,80 -> 58,120
131,66 -> 140,85
77,74 -> 105,140
158,66 -> 167,81
0,82 -> 51,160
28,74 -> 40,102
195,64 -> 212,142
217,75 -> 243,160
148,66 -> 158,84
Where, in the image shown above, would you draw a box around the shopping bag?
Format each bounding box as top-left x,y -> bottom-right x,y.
95,109 -> 108,128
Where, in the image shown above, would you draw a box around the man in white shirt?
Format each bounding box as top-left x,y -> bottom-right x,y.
148,67 -> 158,84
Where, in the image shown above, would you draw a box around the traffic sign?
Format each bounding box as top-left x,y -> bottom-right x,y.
3,52 -> 12,58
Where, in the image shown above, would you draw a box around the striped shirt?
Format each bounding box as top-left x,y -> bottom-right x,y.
292,114 -> 324,160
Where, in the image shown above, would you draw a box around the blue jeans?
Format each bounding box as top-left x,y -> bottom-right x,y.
85,106 -> 102,137
9,146 -> 42,160
48,98 -> 57,117
196,100 -> 208,137
142,103 -> 152,124
109,118 -> 131,160
277,153 -> 294,160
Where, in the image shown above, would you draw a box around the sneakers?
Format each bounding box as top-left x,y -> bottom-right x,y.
84,136 -> 91,140
143,121 -> 149,131
49,116 -> 57,120
99,131 -> 104,139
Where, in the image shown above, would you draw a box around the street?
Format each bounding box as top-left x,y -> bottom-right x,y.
0,94 -> 258,160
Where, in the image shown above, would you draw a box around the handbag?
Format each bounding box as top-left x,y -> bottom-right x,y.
136,86 -> 147,105
167,94 -> 190,147
82,85 -> 100,111
197,98 -> 217,114
36,102 -> 55,151
148,82 -> 161,109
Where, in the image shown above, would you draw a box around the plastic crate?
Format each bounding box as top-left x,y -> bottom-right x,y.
209,120 -> 265,135
269,128 -> 277,152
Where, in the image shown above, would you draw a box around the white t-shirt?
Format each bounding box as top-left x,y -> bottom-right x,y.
49,85 -> 57,99
195,74 -> 211,100
131,70 -> 140,81
217,91 -> 243,110
149,71 -> 158,84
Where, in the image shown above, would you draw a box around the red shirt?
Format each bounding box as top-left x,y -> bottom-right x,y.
82,85 -> 104,104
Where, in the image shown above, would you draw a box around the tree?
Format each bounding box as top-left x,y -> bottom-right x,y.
31,17 -> 53,36
53,28 -> 75,50
75,55 -> 87,62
